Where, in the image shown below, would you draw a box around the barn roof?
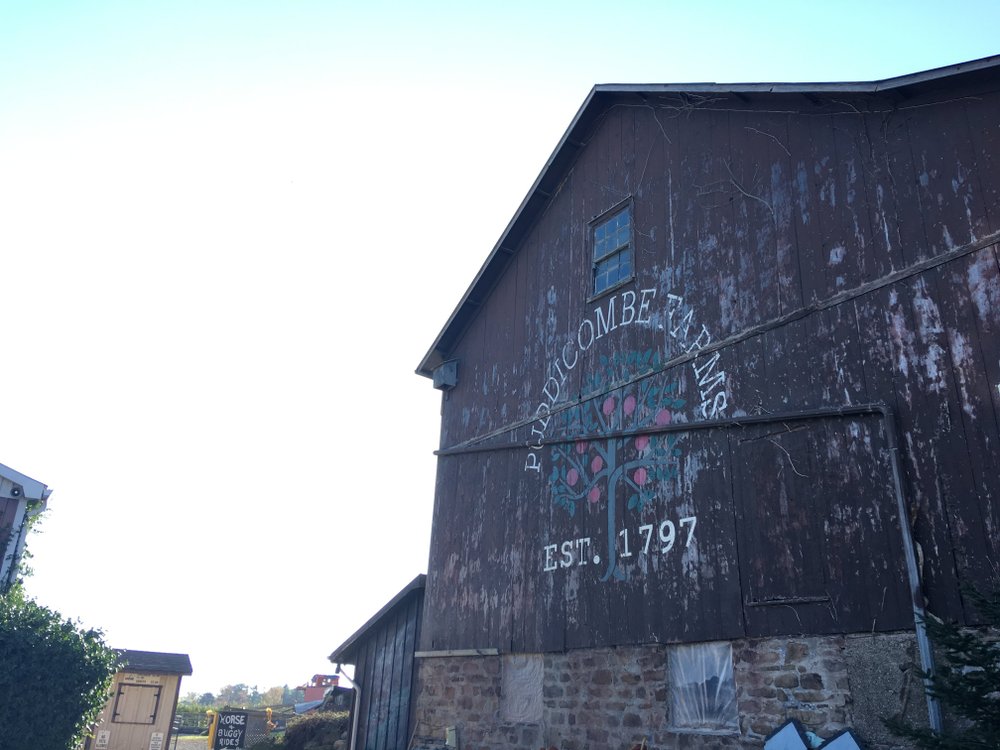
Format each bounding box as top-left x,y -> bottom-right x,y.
415,54 -> 1000,379
328,574 -> 425,664
117,649 -> 193,675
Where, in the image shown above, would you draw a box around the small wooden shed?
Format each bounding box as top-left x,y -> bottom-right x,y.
86,650 -> 193,750
329,575 -> 424,750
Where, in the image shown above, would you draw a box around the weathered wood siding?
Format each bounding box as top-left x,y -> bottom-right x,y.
0,497 -> 18,553
423,76 -> 1000,653
350,587 -> 423,750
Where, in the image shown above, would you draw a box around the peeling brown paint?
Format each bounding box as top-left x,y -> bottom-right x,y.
423,80 -> 1000,654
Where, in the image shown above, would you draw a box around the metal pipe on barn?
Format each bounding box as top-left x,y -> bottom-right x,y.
877,404 -> 943,733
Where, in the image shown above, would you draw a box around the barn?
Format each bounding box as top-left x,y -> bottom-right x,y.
411,57 -> 1000,749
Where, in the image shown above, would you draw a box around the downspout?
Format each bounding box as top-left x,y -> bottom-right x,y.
875,404 -> 943,732
335,665 -> 362,750
0,497 -> 27,591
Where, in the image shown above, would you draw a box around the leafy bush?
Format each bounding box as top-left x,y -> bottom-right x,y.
0,586 -> 119,750
280,711 -> 350,750
886,586 -> 1000,749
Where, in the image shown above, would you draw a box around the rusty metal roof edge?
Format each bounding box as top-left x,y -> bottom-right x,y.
328,573 -> 426,664
415,55 -> 1000,378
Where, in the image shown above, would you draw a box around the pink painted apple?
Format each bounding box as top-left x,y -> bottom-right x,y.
623,394 -> 636,416
566,468 -> 579,486
602,396 -> 616,415
591,455 -> 603,473
588,486 -> 601,504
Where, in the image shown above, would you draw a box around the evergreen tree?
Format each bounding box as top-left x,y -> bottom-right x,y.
887,587 -> 1000,749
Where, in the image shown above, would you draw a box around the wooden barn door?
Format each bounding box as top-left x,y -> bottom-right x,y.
731,415 -> 913,637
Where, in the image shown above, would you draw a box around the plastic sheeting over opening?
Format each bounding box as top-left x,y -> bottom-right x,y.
500,654 -> 544,724
669,642 -> 738,731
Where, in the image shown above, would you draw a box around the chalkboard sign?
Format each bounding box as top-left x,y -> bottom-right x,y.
214,711 -> 248,749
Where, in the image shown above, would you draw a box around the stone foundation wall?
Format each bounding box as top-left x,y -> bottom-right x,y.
411,632 -> 927,750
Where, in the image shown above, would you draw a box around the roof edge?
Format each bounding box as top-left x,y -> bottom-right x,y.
593,54 -> 1000,95
328,573 -> 426,664
415,84 -> 601,378
0,462 -> 51,502
116,649 -> 194,676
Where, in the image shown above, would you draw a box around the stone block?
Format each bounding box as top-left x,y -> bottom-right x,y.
791,690 -> 828,703
786,708 -> 826,727
785,642 -> 810,662
773,673 -> 800,689
592,669 -> 614,685
799,673 -> 824,690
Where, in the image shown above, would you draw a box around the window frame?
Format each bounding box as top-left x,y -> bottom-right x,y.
588,197 -> 635,300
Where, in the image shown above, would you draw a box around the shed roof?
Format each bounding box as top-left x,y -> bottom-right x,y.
416,54 -> 1000,378
328,574 -> 425,664
117,649 -> 193,675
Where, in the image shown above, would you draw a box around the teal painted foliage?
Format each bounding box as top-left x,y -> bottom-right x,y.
549,350 -> 686,519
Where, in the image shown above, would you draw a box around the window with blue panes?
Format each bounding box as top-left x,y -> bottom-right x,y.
592,204 -> 633,295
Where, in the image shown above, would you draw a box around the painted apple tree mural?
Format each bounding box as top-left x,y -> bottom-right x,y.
548,350 -> 686,581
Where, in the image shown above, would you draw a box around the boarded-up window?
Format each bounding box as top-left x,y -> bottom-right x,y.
112,683 -> 161,724
499,654 -> 543,724
732,418 -> 913,637
737,429 -> 829,606
668,642 -> 738,732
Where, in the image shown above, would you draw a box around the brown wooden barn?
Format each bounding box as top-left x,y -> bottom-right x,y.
412,57 -> 1000,749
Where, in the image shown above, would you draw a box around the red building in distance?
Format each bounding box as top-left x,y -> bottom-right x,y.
296,674 -> 339,703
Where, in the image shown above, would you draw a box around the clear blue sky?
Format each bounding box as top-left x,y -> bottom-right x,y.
1,0 -> 997,696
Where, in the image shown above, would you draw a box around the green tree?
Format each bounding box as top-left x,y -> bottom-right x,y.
261,685 -> 284,706
887,587 -> 1000,749
218,683 -> 252,706
0,586 -> 119,750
